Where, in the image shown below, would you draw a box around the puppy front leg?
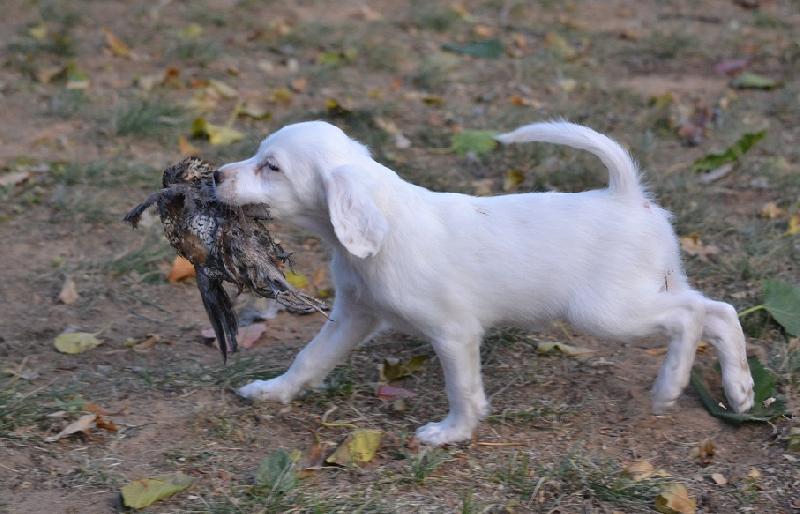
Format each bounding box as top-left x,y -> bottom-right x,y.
238,296 -> 378,402
416,333 -> 485,446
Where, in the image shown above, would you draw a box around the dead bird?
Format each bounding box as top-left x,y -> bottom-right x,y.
123,156 -> 324,362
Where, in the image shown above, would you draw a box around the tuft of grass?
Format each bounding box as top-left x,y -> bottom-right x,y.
408,448 -> 447,483
47,89 -> 88,118
112,99 -> 184,137
106,231 -> 173,282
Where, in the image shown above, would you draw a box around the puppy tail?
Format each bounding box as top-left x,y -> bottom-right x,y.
495,121 -> 642,198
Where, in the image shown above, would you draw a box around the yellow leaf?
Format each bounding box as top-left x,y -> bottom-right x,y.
208,79 -> 238,99
178,135 -> 199,156
236,102 -> 271,120
167,255 -> 196,283
271,88 -> 293,105
503,169 -> 525,191
537,341 -> 595,357
35,65 -> 66,84
285,271 -> 309,289
179,23 -> 203,40
786,213 -> 800,236
380,355 -> 429,381
121,473 -> 194,509
655,484 -> 696,514
191,118 -> 244,146
54,332 -> 102,354
29,23 -> 48,40
326,429 -> 382,466
102,28 -> 131,58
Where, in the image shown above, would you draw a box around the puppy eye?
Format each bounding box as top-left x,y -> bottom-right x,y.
258,160 -> 280,173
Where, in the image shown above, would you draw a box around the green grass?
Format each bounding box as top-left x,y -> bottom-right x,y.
106,231 -> 173,282
408,448 -> 447,483
112,99 -> 184,137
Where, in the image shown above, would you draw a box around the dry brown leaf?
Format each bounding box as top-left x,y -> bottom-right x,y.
95,414 -> 119,432
58,276 -> 78,304
290,77 -> 308,92
691,439 -> 716,467
655,483 -> 696,514
102,28 -> 131,58
376,384 -> 416,401
45,414 -> 96,442
710,472 -> 727,485
760,201 -> 785,219
167,256 -> 195,283
624,459 -> 655,481
680,235 -> 719,261
238,323 -> 267,349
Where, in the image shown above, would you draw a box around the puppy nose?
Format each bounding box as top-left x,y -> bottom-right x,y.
213,170 -> 223,184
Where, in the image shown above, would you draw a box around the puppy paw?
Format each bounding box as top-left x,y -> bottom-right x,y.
724,372 -> 755,413
237,377 -> 295,404
415,417 -> 474,446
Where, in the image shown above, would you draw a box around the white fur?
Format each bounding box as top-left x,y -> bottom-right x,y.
217,120 -> 755,446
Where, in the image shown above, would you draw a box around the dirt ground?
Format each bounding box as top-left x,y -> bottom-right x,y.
1,0 -> 798,512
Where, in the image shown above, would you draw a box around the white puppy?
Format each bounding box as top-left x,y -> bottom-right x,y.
215,120 -> 755,445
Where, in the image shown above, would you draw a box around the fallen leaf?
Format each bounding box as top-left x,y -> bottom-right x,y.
270,88 -> 293,105
558,78 -> 577,92
691,439 -> 716,466
326,429 -> 382,466
45,414 -> 96,442
236,102 -> 271,120
58,276 -> 78,304
747,467 -> 761,479
95,415 -> 119,432
710,472 -> 727,485
191,118 -> 244,146
763,280 -> 800,336
544,32 -> 578,60
208,79 -> 238,99
730,72 -> 780,90
255,449 -> 297,493
624,460 -> 654,481
655,483 -> 696,514
35,65 -> 65,84
442,39 -> 504,59
380,355 -> 429,381
28,23 -> 48,40
179,23 -> 203,39
102,28 -> 131,58
691,356 -> 784,424
126,334 -> 160,351
54,332 -> 102,354
65,63 -> 90,90
679,235 -> 719,261
121,473 -> 193,509
178,135 -> 200,156
760,201 -> 785,219
537,341 -> 595,357
237,323 -> 267,349
167,255 -> 195,283
285,271 -> 309,289
714,58 -> 749,76
786,213 -> 800,236
377,385 -> 416,401
0,171 -> 32,188
290,77 -> 308,92
452,130 -> 498,156
692,131 -> 765,173
503,169 -> 525,191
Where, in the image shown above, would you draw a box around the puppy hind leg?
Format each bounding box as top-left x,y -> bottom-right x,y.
701,299 -> 754,412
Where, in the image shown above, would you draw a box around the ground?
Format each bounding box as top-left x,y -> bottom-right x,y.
1,0 -> 798,512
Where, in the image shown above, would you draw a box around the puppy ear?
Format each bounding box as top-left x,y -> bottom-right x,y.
325,165 -> 388,258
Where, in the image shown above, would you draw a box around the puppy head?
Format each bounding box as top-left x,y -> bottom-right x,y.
215,121 -> 386,258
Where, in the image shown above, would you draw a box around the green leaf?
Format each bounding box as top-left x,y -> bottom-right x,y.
762,279 -> 800,336
442,39 -> 504,59
121,472 -> 193,509
691,357 -> 784,425
326,429 -> 382,466
730,72 -> 780,90
451,130 -> 498,156
54,332 -> 102,354
255,449 -> 297,494
691,131 -> 765,172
